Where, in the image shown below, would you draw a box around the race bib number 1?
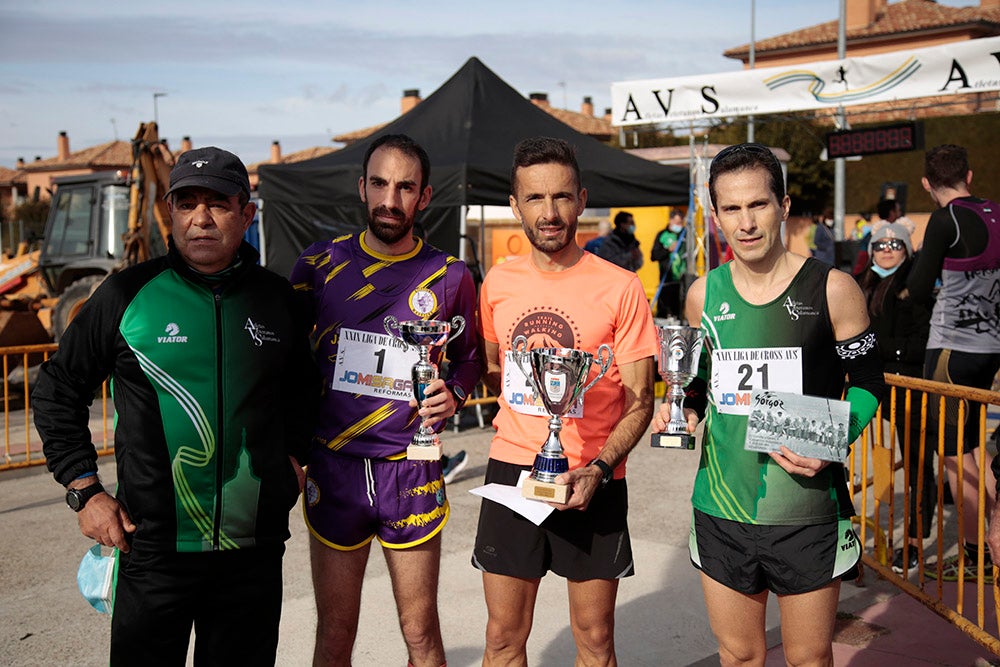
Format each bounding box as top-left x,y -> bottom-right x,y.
331,327 -> 418,401
710,346 -> 802,415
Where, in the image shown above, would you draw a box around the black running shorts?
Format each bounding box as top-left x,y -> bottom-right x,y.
472,458 -> 634,580
691,509 -> 860,595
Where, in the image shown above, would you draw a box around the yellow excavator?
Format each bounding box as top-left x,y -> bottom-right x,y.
0,122 -> 174,345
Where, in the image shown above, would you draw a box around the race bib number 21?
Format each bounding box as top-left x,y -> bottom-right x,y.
710,346 -> 802,415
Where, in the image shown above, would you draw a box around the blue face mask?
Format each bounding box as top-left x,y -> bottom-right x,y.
871,263 -> 901,278
77,544 -> 117,614
626,225 -> 636,235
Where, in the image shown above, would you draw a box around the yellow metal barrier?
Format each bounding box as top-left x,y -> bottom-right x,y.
851,373 -> 1000,656
3,343 -> 999,653
0,343 -> 113,472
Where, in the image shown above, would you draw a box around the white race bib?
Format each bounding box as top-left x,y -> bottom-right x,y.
502,350 -> 584,418
331,327 -> 419,401
710,347 -> 803,415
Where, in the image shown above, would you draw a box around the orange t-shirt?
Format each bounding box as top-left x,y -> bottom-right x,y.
479,252 -> 658,477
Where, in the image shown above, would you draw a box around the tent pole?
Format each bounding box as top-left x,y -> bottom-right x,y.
479,205 -> 486,278
459,205 -> 468,262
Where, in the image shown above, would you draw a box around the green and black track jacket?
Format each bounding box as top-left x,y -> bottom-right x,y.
34,242 -> 319,553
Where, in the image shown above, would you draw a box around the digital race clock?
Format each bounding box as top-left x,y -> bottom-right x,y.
825,121 -> 923,159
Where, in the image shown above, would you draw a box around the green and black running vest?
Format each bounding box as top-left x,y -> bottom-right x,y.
693,258 -> 855,526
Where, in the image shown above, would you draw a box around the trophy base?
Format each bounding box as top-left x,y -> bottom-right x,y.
522,477 -> 570,504
651,432 -> 696,450
407,443 -> 443,461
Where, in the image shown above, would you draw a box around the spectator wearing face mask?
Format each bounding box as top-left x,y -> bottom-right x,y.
855,219 -> 935,575
650,209 -> 687,319
596,210 -> 643,272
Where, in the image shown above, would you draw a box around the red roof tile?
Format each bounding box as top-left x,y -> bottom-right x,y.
246,145 -> 339,175
725,0 -> 1000,59
22,140 -> 132,172
0,166 -> 25,185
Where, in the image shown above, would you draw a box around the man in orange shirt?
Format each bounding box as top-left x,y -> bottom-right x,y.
474,137 -> 657,665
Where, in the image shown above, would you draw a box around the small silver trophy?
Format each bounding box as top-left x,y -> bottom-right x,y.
384,315 -> 465,460
512,335 -> 614,503
651,325 -> 704,450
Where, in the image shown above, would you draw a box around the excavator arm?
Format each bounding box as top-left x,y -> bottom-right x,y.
123,122 -> 175,266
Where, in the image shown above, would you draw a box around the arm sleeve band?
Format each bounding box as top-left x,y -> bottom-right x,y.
845,386 -> 880,443
682,376 -> 708,422
835,327 -> 886,442
681,339 -> 710,421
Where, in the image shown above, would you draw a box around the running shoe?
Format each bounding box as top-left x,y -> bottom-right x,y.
890,547 -> 920,574
442,450 -> 468,484
926,550 -> 994,584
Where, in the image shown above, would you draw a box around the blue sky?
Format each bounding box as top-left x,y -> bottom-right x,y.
0,0 -> 975,168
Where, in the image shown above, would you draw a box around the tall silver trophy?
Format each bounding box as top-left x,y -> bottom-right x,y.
512,335 -> 614,503
384,315 -> 465,460
651,325 -> 704,450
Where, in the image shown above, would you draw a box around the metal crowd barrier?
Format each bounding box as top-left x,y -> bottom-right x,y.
850,373 -> 1000,655
0,343 -> 113,472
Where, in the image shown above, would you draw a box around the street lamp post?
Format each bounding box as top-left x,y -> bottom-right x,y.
748,0 -> 755,143
153,92 -> 167,126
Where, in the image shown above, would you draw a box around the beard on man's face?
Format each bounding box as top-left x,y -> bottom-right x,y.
368,205 -> 415,246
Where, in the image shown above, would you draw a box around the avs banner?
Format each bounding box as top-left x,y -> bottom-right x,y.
611,35 -> 1000,126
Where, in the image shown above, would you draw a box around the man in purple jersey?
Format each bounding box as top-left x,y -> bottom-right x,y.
290,134 -> 481,667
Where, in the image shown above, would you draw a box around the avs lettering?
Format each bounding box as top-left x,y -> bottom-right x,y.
611,36 -> 1000,126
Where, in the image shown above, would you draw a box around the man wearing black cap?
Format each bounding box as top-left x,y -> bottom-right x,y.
33,146 -> 319,665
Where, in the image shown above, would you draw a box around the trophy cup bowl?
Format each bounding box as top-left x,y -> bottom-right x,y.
651,325 -> 704,450
384,315 -> 465,460
512,336 -> 613,503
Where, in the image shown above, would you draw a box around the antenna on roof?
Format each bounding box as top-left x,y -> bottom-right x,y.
110,118 -> 119,141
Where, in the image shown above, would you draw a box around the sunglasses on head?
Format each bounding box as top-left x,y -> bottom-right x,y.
714,143 -> 776,161
872,239 -> 906,252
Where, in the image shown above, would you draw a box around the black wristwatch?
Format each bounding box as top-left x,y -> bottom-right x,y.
66,483 -> 104,512
449,384 -> 468,411
588,458 -> 614,487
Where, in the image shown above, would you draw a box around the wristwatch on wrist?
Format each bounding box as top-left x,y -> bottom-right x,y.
66,483 -> 104,512
449,384 -> 468,411
588,458 -> 614,487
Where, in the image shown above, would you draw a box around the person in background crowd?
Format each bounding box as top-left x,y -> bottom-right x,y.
654,142 -> 883,666
651,208 -> 687,319
291,134 -> 481,666
856,219 -> 935,575
584,219 -> 612,254
33,147 -> 319,665
908,144 -> 1000,583
853,198 -> 906,275
807,211 -> 836,266
596,210 -> 644,271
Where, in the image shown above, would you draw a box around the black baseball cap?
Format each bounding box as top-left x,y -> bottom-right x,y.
165,146 -> 251,199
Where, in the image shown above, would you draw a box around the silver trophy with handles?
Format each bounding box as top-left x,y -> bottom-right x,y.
651,325 -> 704,450
511,335 -> 614,503
384,316 -> 465,460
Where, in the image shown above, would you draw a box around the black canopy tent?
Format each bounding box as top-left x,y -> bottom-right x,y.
259,57 -> 689,277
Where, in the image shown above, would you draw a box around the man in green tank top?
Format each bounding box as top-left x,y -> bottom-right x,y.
652,143 -> 884,666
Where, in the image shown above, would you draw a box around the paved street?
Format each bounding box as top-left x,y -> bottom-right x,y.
3,414 -> 937,666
